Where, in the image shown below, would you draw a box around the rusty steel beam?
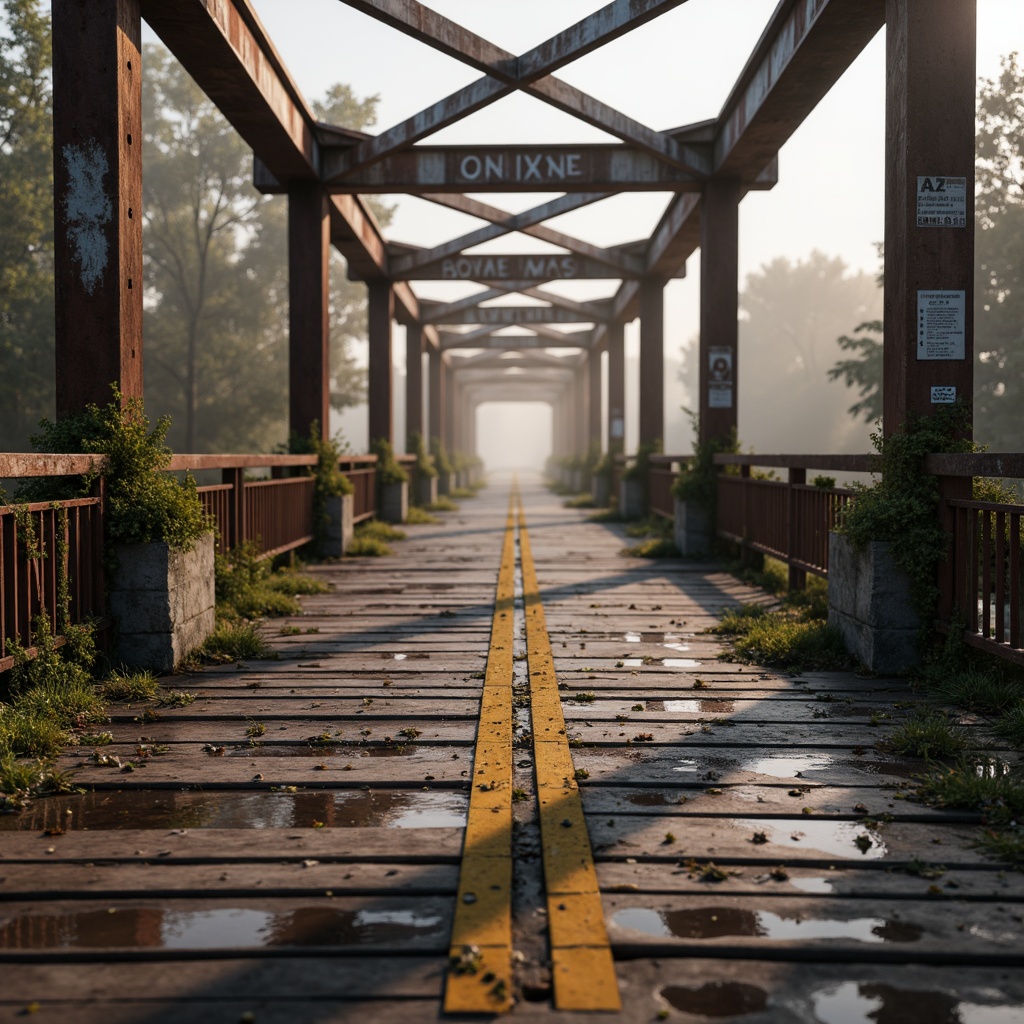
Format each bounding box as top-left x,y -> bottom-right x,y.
395,252 -> 631,283
322,144 -> 705,193
52,0 -> 144,416
714,0 -> 885,177
331,0 -> 707,178
440,332 -> 593,352
420,194 -> 642,275
391,192 -> 611,277
503,287 -> 613,321
421,289 -> 511,324
422,306 -> 603,327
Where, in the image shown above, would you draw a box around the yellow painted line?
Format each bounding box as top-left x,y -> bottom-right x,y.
517,494 -> 622,1013
444,493 -> 516,1014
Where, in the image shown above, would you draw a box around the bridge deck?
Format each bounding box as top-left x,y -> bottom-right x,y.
1,479 -> 1022,1022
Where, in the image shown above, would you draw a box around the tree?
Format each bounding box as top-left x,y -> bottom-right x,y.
681,252 -> 881,453
0,0 -> 54,450
142,47 -> 386,452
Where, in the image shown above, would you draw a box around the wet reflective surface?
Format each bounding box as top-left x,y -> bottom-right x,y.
812,982 -> 1024,1024
735,818 -> 888,859
612,906 -> 923,943
742,754 -> 834,778
0,790 -> 468,831
661,982 -> 768,1017
0,904 -> 446,950
662,699 -> 736,714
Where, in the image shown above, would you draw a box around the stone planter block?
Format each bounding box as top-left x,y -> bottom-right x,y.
438,473 -> 453,497
674,498 -> 710,557
379,480 -> 409,524
591,474 -> 610,509
827,532 -> 920,674
415,475 -> 438,507
109,534 -> 215,673
323,493 -> 354,557
619,477 -> 646,520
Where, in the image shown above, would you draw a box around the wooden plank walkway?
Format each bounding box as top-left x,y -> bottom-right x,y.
1,477 -> 1023,1021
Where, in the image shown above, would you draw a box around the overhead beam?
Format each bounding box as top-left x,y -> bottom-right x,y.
714,0 -> 885,176
322,144 -> 706,192
394,252 -> 631,283
331,0 -> 707,178
423,306 -> 603,327
440,332 -> 593,352
391,193 -> 610,276
421,194 -> 644,275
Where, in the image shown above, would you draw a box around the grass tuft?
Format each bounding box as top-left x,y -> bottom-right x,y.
358,520 -> 406,542
995,705 -> 1024,748
198,621 -> 275,663
99,671 -> 159,703
564,493 -> 595,509
881,712 -> 968,759
346,536 -> 392,557
622,537 -> 679,558
406,507 -> 440,525
930,668 -> 1023,717
425,497 -> 459,513
265,571 -> 329,597
726,613 -> 848,672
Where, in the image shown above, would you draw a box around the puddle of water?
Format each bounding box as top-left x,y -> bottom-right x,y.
391,654 -> 407,661
361,746 -> 415,757
624,633 -> 642,643
662,642 -> 691,653
664,659 -> 702,668
741,755 -> 834,778
628,792 -> 669,807
515,707 -> 531,731
0,791 -> 468,831
664,699 -> 736,714
811,981 -> 997,1024
671,759 -> 701,773
0,905 -> 445,950
789,877 -> 835,895
662,982 -> 768,1018
738,818 -> 888,860
612,907 -> 922,943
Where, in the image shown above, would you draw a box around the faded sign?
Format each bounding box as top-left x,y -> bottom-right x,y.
917,291 -> 966,360
917,176 -> 968,228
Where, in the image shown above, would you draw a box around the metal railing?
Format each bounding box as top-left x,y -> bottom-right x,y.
0,454 -> 106,671
927,453 -> 1024,665
648,455 -> 678,519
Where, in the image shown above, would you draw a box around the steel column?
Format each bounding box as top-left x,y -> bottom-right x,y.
52,0 -> 143,415
606,322 -> 625,454
406,322 -> 424,444
699,178 -> 741,444
639,277 -> 665,445
367,281 -> 394,444
883,0 -> 976,435
588,348 -> 603,451
429,348 -> 445,447
288,182 -> 331,440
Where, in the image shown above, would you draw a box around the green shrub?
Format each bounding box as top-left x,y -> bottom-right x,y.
726,613 -> 849,672
13,676 -> 105,728
931,669 -> 1023,716
265,571 -> 329,596
431,437 -> 454,477
672,412 -> 741,539
345,535 -> 391,557
409,431 -> 438,479
372,437 -> 409,485
287,423 -> 352,551
622,537 -> 679,558
27,386 -> 210,550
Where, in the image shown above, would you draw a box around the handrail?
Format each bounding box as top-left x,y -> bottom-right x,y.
925,453 -> 1024,477
712,453 -> 879,472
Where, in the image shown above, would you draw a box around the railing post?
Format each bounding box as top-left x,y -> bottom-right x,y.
739,462 -> 752,566
223,467 -> 245,551
788,468 -> 807,591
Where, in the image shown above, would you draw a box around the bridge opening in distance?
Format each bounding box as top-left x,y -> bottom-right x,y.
476,402 -> 552,474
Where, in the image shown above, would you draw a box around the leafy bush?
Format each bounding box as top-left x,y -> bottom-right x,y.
431,437 -> 454,476
372,437 -> 409,485
409,431 -> 438,479
672,413 -> 741,541
406,506 -> 439,525
27,386 -> 210,550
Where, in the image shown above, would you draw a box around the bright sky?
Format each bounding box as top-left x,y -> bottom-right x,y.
144,2 -> 1024,463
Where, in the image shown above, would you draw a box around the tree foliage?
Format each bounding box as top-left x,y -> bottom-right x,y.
0,0 -> 53,449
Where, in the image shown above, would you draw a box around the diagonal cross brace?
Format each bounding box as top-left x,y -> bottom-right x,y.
334,0 -> 707,178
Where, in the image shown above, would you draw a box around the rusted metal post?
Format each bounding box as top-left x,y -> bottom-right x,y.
52,0 -> 143,416
588,348 -> 603,451
699,178 -> 741,446
367,281 -> 394,444
606,323 -> 625,455
405,322 -> 424,445
884,0 -> 976,622
288,182 -> 331,440
883,0 -> 975,436
574,366 -> 588,457
639,278 -> 665,445
443,360 -> 456,452
787,467 -> 807,591
429,347 -> 444,446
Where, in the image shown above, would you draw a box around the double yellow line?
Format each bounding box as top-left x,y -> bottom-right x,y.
445,486 -> 620,1014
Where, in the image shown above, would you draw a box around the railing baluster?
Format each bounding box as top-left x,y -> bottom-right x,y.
995,510 -> 1006,644
1011,512 -> 1021,650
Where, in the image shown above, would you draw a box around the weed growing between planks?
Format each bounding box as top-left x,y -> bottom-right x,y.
406,506 -> 439,525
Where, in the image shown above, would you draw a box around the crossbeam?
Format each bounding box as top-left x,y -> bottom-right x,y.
427,306 -> 602,327
322,144 -> 704,193
395,252 -> 631,283
332,0 -> 707,178
440,332 -> 593,352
